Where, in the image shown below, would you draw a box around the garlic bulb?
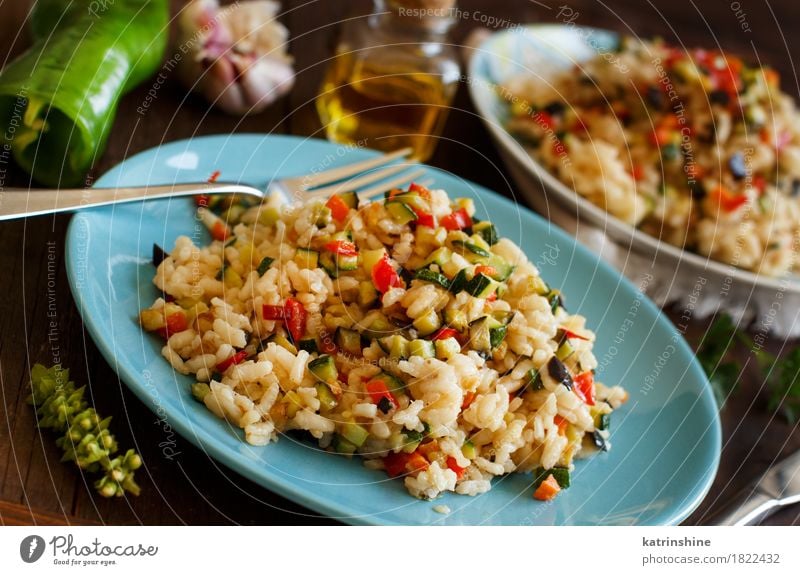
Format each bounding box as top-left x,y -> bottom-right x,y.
176,0 -> 294,115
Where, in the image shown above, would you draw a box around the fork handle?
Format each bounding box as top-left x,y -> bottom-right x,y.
0,182 -> 250,221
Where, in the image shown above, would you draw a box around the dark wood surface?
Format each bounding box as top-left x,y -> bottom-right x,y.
1,0 -> 799,525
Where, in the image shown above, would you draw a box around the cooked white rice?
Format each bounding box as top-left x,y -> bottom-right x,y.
504,37 -> 800,276
140,185 -> 626,501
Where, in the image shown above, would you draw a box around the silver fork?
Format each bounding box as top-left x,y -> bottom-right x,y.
0,147 -> 426,221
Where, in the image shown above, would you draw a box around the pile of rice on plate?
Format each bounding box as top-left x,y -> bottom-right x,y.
139,183 -> 627,501
503,36 -> 800,276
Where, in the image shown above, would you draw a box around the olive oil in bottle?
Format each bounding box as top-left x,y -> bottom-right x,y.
316,0 -> 460,161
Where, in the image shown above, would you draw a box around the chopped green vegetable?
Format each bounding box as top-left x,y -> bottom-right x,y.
533,466 -> 570,489
385,200 -> 418,224
257,256 -> 274,276
414,268 -> 451,289
340,421 -> 370,447
308,354 -> 337,383
465,274 -> 499,298
473,220 -> 498,246
335,328 -> 362,357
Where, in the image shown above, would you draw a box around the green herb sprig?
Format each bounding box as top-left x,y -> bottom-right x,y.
27,364 -> 142,497
696,315 -> 800,423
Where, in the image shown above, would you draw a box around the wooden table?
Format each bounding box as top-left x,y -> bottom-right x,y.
1,0 -> 799,525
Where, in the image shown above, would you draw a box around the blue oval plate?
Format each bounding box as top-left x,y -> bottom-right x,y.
65,134 -> 720,525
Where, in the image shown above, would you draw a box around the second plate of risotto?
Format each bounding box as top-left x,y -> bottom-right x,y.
65,134 -> 720,524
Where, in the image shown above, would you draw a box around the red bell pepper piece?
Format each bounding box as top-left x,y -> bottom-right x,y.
207,170 -> 222,183
383,451 -> 429,477
554,415 -> 569,435
326,194 -> 350,223
371,255 -> 403,293
561,328 -> 589,341
262,304 -> 286,320
573,371 -> 596,406
533,474 -> 561,501
412,208 -> 435,227
319,329 -> 337,354
474,265 -> 496,278
284,298 -> 307,342
432,327 -> 460,341
195,194 -> 210,207
440,208 -> 471,231
461,391 -> 476,411
210,221 -> 229,242
407,182 -> 432,200
365,379 -> 398,408
216,350 -> 248,373
711,184 -> 747,212
157,311 -> 189,339
324,240 -> 358,256
446,456 -> 467,479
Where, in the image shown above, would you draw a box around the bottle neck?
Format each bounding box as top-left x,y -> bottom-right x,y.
371,0 -> 456,37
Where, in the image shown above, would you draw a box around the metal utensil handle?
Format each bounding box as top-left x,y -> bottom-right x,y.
0,183 -> 254,221
706,488 -> 780,525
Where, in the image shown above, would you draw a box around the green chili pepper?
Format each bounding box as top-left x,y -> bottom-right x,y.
0,0 -> 168,186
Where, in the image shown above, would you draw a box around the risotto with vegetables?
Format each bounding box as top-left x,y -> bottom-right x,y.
503,37 -> 800,276
139,183 -> 626,501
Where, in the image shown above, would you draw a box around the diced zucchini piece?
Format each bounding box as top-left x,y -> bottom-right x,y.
362,248 -> 387,273
379,334 -> 410,360
461,440 -> 477,459
486,254 -> 514,281
257,256 -> 274,276
191,382 -> 211,402
332,434 -> 358,455
412,308 -> 441,336
319,251 -> 358,278
435,337 -> 461,360
473,220 -> 498,246
337,254 -> 359,271
308,354 -> 338,383
529,275 -> 550,296
547,289 -> 564,313
283,390 -> 302,418
452,240 -> 491,262
298,338 -> 319,353
319,251 -> 339,278
293,248 -> 319,269
556,340 -> 574,361
371,371 -> 406,397
340,421 -> 370,447
339,191 -> 359,209
595,412 -> 610,431
464,274 -> 499,298
489,325 -> 508,349
330,230 -> 353,242
222,267 -> 243,288
421,247 -> 452,269
527,368 -> 544,391
311,203 -> 332,227
258,206 -> 280,227
268,334 -> 298,355
385,200 -> 418,224
414,268 -> 450,289
444,308 -> 468,332
316,382 -> 338,411
533,466 -> 570,489
491,311 -> 515,325
468,316 -> 492,353
409,339 -> 435,358
335,328 -> 362,357
448,268 -> 468,294
358,281 -> 378,307
363,314 -> 393,339
468,233 -> 492,253
391,191 -> 429,212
